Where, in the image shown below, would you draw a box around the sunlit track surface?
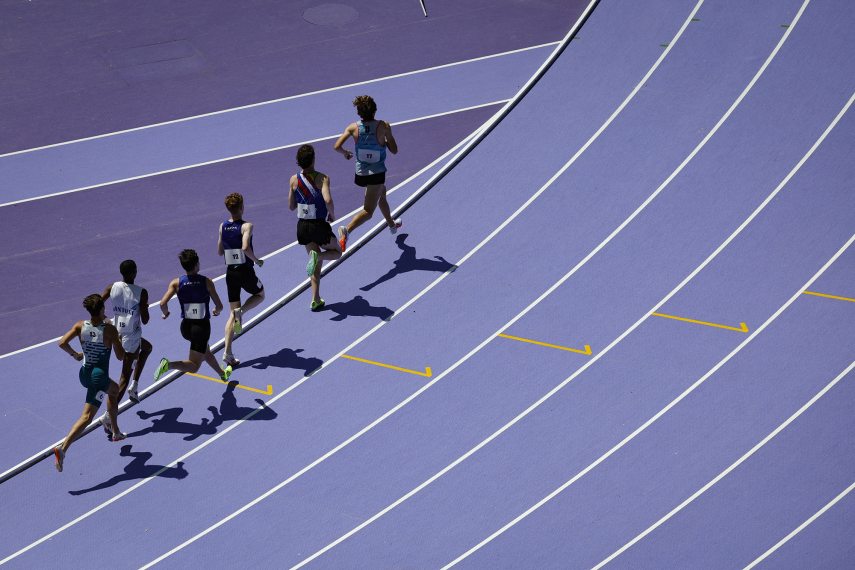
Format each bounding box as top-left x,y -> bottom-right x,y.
2,0 -> 853,568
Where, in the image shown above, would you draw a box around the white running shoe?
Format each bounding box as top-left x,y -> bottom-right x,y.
223,353 -> 240,367
128,381 -> 140,403
389,219 -> 402,234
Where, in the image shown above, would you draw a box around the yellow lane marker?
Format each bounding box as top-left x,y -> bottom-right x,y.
497,333 -> 592,356
652,312 -> 748,333
186,372 -> 274,395
803,290 -> 855,303
341,355 -> 433,378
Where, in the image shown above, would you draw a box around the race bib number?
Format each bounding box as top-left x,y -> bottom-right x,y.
183,303 -> 207,319
224,248 -> 245,265
297,203 -> 317,219
114,313 -> 133,330
357,148 -> 381,164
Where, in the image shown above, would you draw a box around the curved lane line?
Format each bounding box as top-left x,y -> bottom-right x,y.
0,114 -> 491,363
308,34 -> 855,570
441,102 -> 854,570
0,99 -> 509,209
596,361 -> 855,568
743,478 -> 855,569
0,42 -> 559,159
142,3 -> 739,566
0,0 -> 602,550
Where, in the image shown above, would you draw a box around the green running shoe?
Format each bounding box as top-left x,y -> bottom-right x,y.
311,298 -> 325,312
153,357 -> 169,381
221,365 -> 233,382
306,250 -> 319,276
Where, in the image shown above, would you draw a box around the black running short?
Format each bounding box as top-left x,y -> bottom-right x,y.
225,264 -> 263,303
354,172 -> 386,187
180,319 -> 211,354
297,219 -> 335,246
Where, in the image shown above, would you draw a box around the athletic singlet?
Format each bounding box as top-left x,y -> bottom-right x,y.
109,281 -> 142,336
354,120 -> 387,176
221,219 -> 253,267
81,320 -> 110,369
293,171 -> 328,221
177,274 -> 210,320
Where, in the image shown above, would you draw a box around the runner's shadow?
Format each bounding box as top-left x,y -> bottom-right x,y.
127,407 -> 219,442
321,295 -> 393,322
360,234 -> 454,292
68,445 -> 187,495
215,381 -> 278,422
238,348 -> 323,375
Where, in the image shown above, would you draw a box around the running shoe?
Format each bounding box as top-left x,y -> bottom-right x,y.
110,432 -> 127,442
223,353 -> 241,367
53,447 -> 65,472
128,381 -> 140,404
153,357 -> 169,381
100,414 -> 112,439
306,250 -> 319,276
389,219 -> 403,234
311,298 -> 325,312
338,226 -> 349,252
233,307 -> 243,335
221,365 -> 233,382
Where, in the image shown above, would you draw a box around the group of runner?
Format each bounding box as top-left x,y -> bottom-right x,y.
53,96 -> 399,472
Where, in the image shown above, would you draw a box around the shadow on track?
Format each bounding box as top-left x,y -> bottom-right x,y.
128,382 -> 277,442
238,347 -> 323,375
360,234 -> 454,292
68,445 -> 187,495
320,295 -> 394,322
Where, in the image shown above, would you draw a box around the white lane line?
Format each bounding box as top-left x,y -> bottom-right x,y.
138,3 -> 711,567
0,42 -> 558,159
0,115 -> 497,486
0,0 -> 594,560
297,3 -> 832,566
0,3 -> 588,555
0,99 -> 509,209
445,235 -> 855,570
596,361 -> 855,568
744,479 -> 855,569
0,115 -> 489,363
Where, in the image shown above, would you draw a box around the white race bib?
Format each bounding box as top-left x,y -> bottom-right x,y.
297,203 -> 317,219
357,148 -> 381,164
183,303 -> 207,319
114,313 -> 134,331
224,248 -> 245,265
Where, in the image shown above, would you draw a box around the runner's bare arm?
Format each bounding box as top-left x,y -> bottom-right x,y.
104,323 -> 126,361
100,284 -> 112,302
159,278 -> 179,319
380,121 -> 398,154
320,173 -> 335,221
288,176 -> 298,211
241,222 -> 262,266
333,124 -> 356,159
206,278 -> 223,316
58,321 -> 84,361
139,289 -> 150,325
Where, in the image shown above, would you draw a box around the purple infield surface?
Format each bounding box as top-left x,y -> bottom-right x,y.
1,0 -> 853,568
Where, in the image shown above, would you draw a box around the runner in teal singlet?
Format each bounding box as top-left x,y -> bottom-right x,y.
54,294 -> 127,472
333,95 -> 401,252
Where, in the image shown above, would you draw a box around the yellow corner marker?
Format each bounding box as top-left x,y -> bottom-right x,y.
651,312 -> 748,333
803,290 -> 855,303
341,355 -> 432,378
497,333 -> 592,355
186,372 -> 273,395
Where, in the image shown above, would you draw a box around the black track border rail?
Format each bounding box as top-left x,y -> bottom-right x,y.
0,0 -> 600,485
